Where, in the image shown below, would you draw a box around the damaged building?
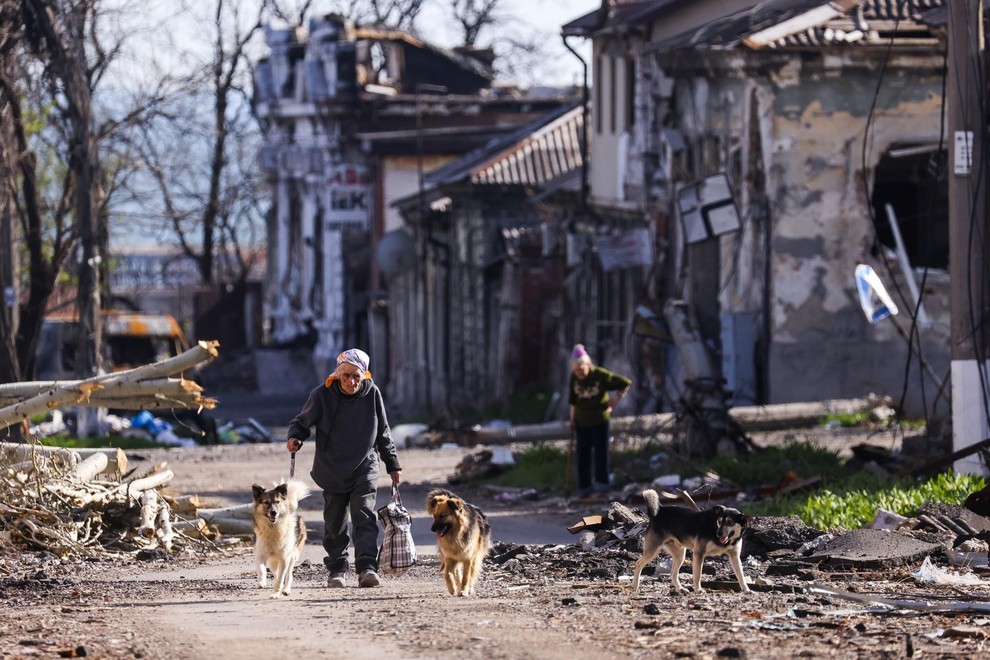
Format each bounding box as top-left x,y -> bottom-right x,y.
252,15 -> 579,383
252,1 -> 960,425
559,0 -> 954,419
382,0 -> 954,422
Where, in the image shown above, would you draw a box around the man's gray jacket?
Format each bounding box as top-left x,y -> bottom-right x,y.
288,378 -> 401,492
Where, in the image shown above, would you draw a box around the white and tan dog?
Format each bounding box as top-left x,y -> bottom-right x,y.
252,480 -> 310,598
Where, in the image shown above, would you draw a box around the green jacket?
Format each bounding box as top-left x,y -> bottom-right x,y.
569,366 -> 632,427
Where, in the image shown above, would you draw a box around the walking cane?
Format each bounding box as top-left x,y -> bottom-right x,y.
564,425 -> 575,495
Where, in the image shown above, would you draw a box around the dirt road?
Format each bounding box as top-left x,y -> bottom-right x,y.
5,436 -> 990,659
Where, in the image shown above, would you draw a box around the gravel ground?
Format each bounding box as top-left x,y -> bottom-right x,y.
4,432 -> 990,659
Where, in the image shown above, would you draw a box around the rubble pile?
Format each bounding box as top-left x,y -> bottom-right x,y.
489,541 -> 639,582
0,442 -> 243,559
488,496 -> 990,591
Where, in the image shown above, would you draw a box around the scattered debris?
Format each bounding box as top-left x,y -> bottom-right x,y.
809,583 -> 990,615
803,528 -> 940,569
448,448 -> 514,484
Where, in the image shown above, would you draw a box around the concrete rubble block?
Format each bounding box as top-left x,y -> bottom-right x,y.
743,516 -> 823,558
921,502 -> 990,534
806,528 -> 941,569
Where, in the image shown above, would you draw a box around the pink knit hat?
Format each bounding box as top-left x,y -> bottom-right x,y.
572,344 -> 591,363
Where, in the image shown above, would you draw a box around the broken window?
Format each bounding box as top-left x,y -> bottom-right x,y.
870,146 -> 948,269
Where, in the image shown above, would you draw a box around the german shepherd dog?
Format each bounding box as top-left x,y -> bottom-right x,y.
252,480 -> 310,598
426,488 -> 492,596
630,489 -> 750,594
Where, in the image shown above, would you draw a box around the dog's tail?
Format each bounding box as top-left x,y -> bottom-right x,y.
285,479 -> 311,506
641,488 -> 661,519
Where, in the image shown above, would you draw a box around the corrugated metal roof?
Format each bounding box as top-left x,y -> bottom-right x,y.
424,100 -> 585,189
471,107 -> 584,186
572,0 -> 952,51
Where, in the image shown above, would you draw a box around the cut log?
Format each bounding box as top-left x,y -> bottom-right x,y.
72,452 -> 109,482
124,469 -> 174,496
1,442 -> 127,475
164,494 -> 203,516
138,490 -> 159,538
0,378 -> 205,406
157,505 -> 175,549
468,397 -> 896,445
205,516 -> 255,536
729,397 -> 895,430
197,503 -> 253,522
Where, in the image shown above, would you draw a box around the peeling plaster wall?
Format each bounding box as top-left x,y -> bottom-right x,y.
653,50 -> 950,416
766,56 -> 950,415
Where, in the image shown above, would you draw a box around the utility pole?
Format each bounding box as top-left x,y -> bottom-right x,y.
948,0 -> 990,474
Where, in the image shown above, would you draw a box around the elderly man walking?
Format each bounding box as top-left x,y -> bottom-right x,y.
286,348 -> 402,588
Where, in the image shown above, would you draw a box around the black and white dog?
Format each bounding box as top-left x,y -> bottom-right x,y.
630,489 -> 750,594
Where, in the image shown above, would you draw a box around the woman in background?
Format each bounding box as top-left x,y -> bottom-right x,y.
568,344 -> 632,496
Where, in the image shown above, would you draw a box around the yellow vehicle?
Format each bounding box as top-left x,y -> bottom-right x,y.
36,310 -> 191,380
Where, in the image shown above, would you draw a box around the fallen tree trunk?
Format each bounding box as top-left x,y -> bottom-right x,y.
0,442 -> 127,475
205,516 -> 255,536
197,503 -> 253,522
0,340 -> 219,430
0,378 -> 206,406
729,396 -> 895,430
469,396 -> 895,445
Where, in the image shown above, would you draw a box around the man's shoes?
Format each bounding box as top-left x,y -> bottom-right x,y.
327,572 -> 346,588
358,570 -> 381,588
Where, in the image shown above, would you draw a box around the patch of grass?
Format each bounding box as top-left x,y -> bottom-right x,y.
485,443 -> 568,493
38,434 -> 166,450
748,470 -> 985,530
897,418 -> 927,431
488,439 -> 984,533
819,411 -> 873,428
705,443 -> 845,486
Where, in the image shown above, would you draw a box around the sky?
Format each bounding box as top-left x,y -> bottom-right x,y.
415,0 -> 601,86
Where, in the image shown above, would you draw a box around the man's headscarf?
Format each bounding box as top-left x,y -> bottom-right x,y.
337,348 -> 370,373
325,348 -> 372,388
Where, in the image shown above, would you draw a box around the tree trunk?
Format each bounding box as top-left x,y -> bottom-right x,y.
0,340 -> 218,430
